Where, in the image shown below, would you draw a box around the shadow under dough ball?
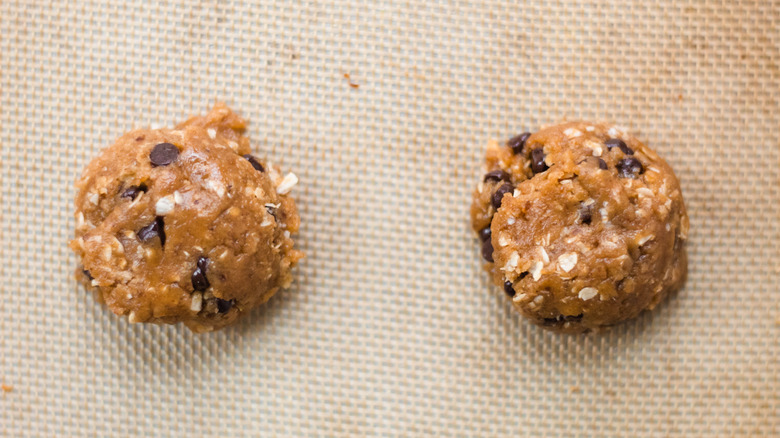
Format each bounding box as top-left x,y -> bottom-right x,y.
470,122 -> 689,333
69,103 -> 304,333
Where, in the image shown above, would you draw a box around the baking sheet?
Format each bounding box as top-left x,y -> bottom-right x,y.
1,0 -> 779,436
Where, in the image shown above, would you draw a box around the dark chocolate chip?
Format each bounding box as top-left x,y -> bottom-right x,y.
503,281 -> 515,297
579,203 -> 593,225
605,138 -> 634,155
481,238 -> 494,262
483,169 -> 511,183
616,157 -> 644,178
243,154 -> 264,172
597,158 -> 608,170
508,132 -> 531,155
530,148 -> 549,174
191,256 -> 210,292
149,143 -> 179,166
216,298 -> 234,313
478,227 -> 492,242
82,269 -> 93,281
491,183 -> 514,209
137,222 -> 157,242
138,217 -> 165,246
121,183 -> 148,200
518,271 -> 529,280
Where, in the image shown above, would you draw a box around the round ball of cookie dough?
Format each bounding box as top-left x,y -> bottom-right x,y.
471,122 -> 688,333
70,104 -> 303,333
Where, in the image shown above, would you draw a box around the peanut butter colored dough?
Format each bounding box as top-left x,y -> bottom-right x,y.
70,104 -> 303,333
471,122 -> 688,333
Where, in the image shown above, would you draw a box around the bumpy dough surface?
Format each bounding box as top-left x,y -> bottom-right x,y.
471,122 -> 688,333
70,104 -> 303,333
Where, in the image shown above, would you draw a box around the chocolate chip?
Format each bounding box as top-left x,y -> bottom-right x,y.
616,157 -> 644,178
197,256 -> 208,272
478,227 -> 492,242
579,203 -> 593,225
137,222 -> 156,241
121,183 -> 147,200
191,256 -> 210,292
530,148 -> 549,174
243,154 -> 264,172
503,281 -> 515,297
135,136 -> 145,142
518,271 -> 529,280
491,183 -> 514,209
265,204 -> 277,217
483,169 -> 511,183
481,238 -> 494,262
82,269 -> 93,281
597,158 -> 608,170
138,217 -> 165,246
605,138 -> 634,155
149,143 -> 179,166
216,298 -> 234,313
508,132 -> 531,155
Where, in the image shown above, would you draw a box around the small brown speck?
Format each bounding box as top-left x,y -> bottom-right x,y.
135,136 -> 145,142
344,73 -> 359,88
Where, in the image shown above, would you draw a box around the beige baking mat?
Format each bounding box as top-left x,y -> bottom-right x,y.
2,0 -> 779,436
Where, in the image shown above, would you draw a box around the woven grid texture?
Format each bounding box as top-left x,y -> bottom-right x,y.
2,1 -> 779,436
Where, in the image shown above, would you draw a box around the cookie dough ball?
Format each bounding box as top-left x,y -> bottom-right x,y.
70,103 -> 303,333
471,122 -> 688,333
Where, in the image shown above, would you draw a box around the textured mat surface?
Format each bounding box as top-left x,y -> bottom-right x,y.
1,1 -> 779,436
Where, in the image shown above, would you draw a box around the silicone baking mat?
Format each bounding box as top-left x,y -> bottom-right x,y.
2,1 -> 778,436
